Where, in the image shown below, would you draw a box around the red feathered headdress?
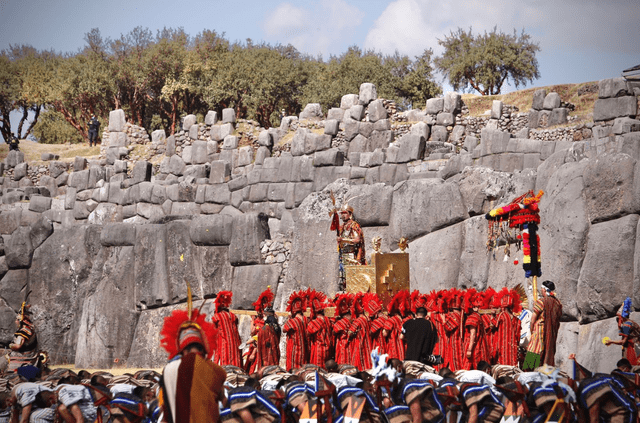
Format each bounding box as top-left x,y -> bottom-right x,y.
462,288 -> 477,313
351,292 -> 365,316
510,289 -> 523,314
307,289 -> 332,318
493,287 -> 511,309
410,290 -> 423,313
160,286 -> 218,360
483,288 -> 496,309
286,290 -> 306,314
253,287 -> 275,314
335,293 -> 354,316
387,290 -> 410,316
437,290 -> 450,313
448,288 -> 463,310
426,290 -> 439,312
215,291 -> 233,312
363,292 -> 382,316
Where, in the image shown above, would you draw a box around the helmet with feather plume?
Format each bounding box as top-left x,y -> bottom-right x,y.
426,291 -> 439,312
214,291 -> 233,312
437,290 -> 450,313
307,288 -> 332,318
286,290 -> 306,314
619,297 -> 633,319
462,288 -> 478,313
494,288 -> 513,309
160,284 -> 218,360
483,288 -> 496,309
387,290 -> 410,316
363,292 -> 383,316
334,293 -> 354,316
448,288 -> 463,310
410,290 -> 424,313
351,292 -> 365,316
253,286 -> 275,315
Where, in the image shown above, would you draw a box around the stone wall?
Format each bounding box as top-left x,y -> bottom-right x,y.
0,78 -> 639,371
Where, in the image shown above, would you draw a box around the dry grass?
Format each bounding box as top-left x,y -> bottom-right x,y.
0,140 -> 101,165
463,81 -> 600,122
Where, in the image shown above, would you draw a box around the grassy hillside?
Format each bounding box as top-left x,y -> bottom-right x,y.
0,140 -> 101,166
462,81 -> 599,121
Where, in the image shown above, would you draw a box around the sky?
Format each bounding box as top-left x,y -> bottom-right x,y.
1,0 -> 639,140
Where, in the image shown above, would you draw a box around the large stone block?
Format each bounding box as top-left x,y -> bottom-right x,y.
151,129 -> 166,143
340,94 -> 359,109
0,209 -> 21,235
327,108 -> 344,122
599,77 -> 631,98
577,214 -> 638,323
88,203 -> 123,225
549,108 -> 568,126
222,108 -> 236,123
228,213 -> 270,266
491,100 -> 502,119
410,221 -> 464,292
542,92 -> 561,110
75,245 -> 138,368
426,98 -> 444,114
300,103 -> 323,120
4,227 -> 33,268
324,120 -> 339,136
359,83 -> 377,105
205,184 -> 231,204
538,160 -> 589,319
204,110 -> 217,125
532,89 -> 546,110
443,92 -> 461,114
13,162 -> 27,181
209,160 -> 232,184
313,149 -> 344,167
431,125 -> 448,142
166,135 -> 176,156
291,128 -> 308,157
436,112 -> 454,126
348,105 -> 365,122
222,135 -> 239,150
108,132 -> 127,148
345,184 -> 393,226
369,130 -> 394,151
108,109 -> 125,132
189,215 -> 234,245
231,265 -> 281,309
365,101 -> 385,124
411,122 -> 430,140
100,223 -> 137,246
593,97 -> 637,121
583,153 -> 637,223
480,128 -> 510,156
388,179 -> 469,245
395,134 -> 426,163
182,114 -> 197,131
258,130 -> 273,147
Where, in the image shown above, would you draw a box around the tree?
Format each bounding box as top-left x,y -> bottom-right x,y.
386,49 -> 442,110
435,27 -> 540,95
0,45 -> 52,142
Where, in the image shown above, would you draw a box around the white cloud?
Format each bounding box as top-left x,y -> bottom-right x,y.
363,0 -> 640,58
263,0 -> 364,58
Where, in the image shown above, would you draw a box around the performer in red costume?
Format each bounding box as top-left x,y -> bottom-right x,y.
443,289 -> 464,371
256,306 -> 281,369
283,290 -> 308,371
462,289 -> 488,370
246,287 -> 275,373
385,290 -> 410,360
211,291 -> 242,367
481,287 -> 498,364
365,293 -> 387,355
426,291 -> 446,370
493,288 -> 522,366
306,289 -> 334,368
348,292 -> 372,370
333,293 -> 353,365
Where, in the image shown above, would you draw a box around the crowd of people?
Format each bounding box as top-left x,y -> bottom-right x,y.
0,284 -> 638,423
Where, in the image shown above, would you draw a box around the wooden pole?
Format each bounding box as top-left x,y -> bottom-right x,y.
532,276 -> 538,303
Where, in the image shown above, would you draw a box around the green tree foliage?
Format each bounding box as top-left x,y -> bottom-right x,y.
435,27 -> 540,95
0,45 -> 53,142
11,26 -> 443,143
32,109 -> 84,144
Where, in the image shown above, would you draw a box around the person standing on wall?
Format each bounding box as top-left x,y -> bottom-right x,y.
88,115 -> 100,147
